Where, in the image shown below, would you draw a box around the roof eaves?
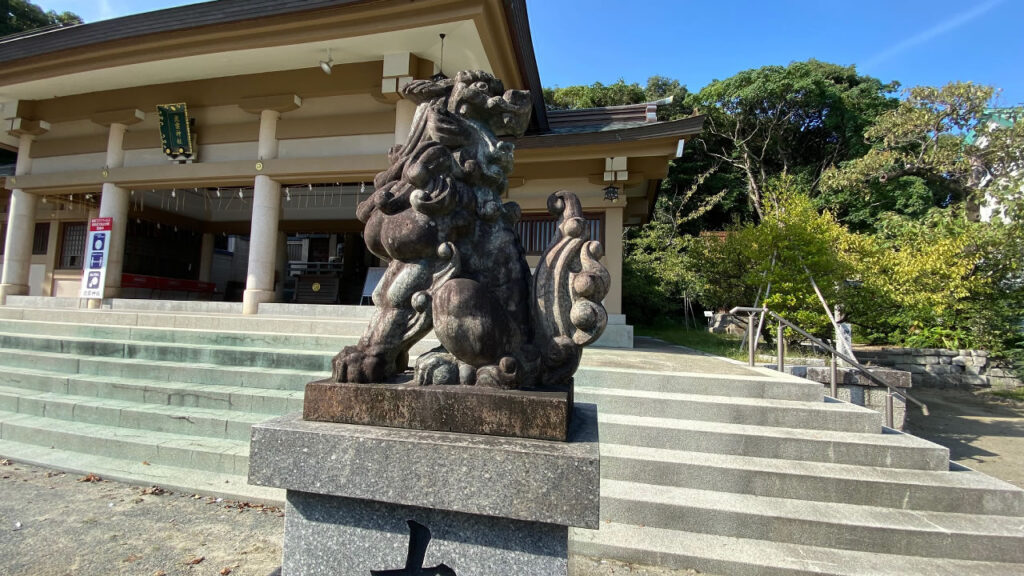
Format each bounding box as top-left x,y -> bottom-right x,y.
0,0 -> 369,64
502,0 -> 548,133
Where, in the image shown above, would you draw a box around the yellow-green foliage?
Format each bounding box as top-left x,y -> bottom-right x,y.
691,175 -> 860,341
848,209 -> 1023,350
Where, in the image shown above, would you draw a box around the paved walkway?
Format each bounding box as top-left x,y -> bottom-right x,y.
905,387 -> 1024,488
583,336 -> 760,376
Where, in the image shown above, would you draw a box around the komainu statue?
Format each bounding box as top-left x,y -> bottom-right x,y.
332,70 -> 609,390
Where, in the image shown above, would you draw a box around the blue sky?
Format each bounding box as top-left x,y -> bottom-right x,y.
37,0 -> 1024,105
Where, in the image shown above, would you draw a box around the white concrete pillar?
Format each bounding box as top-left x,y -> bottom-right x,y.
395,99 -> 417,145
257,110 -> 280,160
98,122 -> 129,298
1,132 -> 41,304
243,175 -> 281,314
199,232 -> 215,283
604,206 -> 624,316
237,95 -> 300,314
88,110 -> 143,302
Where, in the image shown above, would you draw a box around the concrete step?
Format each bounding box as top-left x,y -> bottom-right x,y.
575,366 -> 822,402
0,317 -> 359,350
0,330 -> 336,372
0,300 -> 372,333
0,410 -> 249,476
0,366 -> 305,414
596,413 -> 950,471
0,437 -> 282,506
600,443 -> 1024,515
570,521 -> 1024,576
600,479 -> 1024,563
577,387 -> 882,433
0,385 -> 270,442
0,348 -> 324,390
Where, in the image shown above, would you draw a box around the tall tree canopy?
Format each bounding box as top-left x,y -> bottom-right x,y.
822,82 -> 1024,228
684,60 -> 898,221
1,0 -> 82,37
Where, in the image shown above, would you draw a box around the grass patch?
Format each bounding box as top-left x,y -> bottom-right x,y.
986,388 -> 1024,402
636,322 -> 749,361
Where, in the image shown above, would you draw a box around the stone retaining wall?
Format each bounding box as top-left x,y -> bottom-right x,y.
855,348 -> 1022,390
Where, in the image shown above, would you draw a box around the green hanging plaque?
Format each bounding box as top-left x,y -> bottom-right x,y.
157,103 -> 195,159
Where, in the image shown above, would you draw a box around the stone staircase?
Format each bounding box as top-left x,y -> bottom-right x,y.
570,354 -> 1024,575
0,297 -> 1022,575
0,296 -> 391,502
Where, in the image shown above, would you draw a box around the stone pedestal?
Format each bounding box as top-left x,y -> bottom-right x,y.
249,406 -> 599,576
304,377 -> 573,441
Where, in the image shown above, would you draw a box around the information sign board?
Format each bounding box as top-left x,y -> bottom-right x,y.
79,217 -> 113,299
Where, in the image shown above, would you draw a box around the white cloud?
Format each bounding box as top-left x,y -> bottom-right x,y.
861,0 -> 1005,71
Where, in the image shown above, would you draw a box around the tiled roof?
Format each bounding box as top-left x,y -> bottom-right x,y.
546,99 -> 669,135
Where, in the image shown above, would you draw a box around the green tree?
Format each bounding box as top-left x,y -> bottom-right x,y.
685,60 -> 898,221
1,0 -> 82,36
543,76 -> 689,120
846,207 -> 1023,352
688,175 -> 860,340
822,83 -> 1023,225
822,81 -> 1024,352
622,222 -> 703,323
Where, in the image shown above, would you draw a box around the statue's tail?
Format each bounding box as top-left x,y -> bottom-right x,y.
532,191 -> 611,386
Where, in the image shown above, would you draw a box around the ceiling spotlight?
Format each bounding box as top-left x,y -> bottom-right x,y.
319,49 -> 334,75
170,189 -> 176,198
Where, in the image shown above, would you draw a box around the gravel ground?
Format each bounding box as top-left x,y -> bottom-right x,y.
0,460 -> 284,576
1,460 -> 706,576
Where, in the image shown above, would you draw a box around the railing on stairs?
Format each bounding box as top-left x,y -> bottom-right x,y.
729,306 -> 929,428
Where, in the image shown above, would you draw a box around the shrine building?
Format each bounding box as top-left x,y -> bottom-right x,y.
0,0 -> 701,341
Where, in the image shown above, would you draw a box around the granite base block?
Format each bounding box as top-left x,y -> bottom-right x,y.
284,491 -> 568,576
249,405 -> 600,575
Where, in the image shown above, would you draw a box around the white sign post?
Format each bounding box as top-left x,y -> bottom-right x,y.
79,217 -> 113,300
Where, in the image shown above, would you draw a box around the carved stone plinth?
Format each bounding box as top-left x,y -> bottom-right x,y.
303,377 -> 573,441
248,407 -> 599,576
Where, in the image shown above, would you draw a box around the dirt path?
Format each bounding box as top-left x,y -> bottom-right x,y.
905,388 -> 1024,488
1,459 -> 709,576
0,461 -> 284,576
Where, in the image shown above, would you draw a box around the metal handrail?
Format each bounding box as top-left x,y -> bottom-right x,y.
729,306 -> 929,427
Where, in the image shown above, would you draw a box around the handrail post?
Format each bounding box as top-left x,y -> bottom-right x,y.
728,305 -> 929,421
747,312 -> 757,366
776,319 -> 785,373
885,388 -> 895,428
830,353 -> 838,398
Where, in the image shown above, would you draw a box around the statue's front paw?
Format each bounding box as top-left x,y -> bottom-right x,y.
415,348 -> 477,386
332,346 -> 386,383
414,349 -> 460,386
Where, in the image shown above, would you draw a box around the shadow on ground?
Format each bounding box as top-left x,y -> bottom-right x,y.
905,388 -> 1024,488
